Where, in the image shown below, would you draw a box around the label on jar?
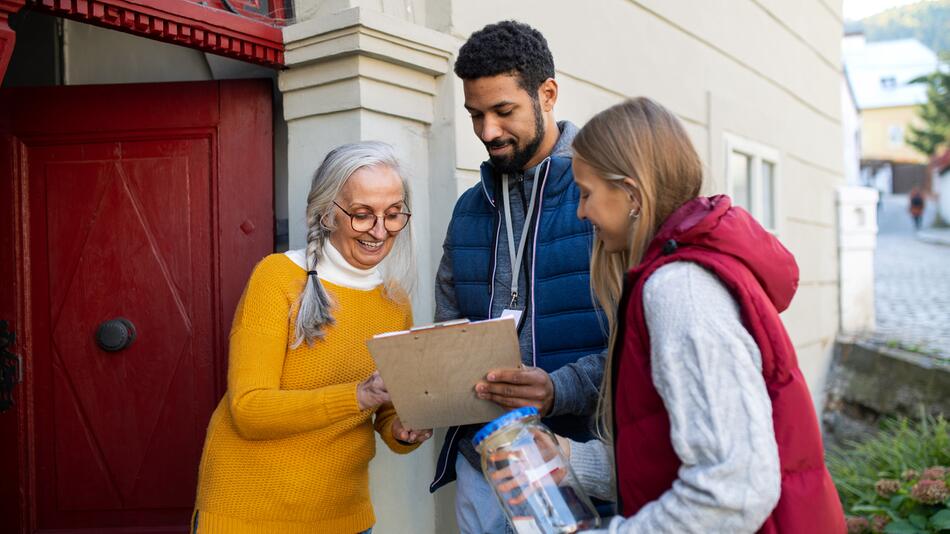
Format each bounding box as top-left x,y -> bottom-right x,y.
511,517 -> 544,534
523,456 -> 565,484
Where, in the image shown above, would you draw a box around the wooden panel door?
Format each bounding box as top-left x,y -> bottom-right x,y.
0,80 -> 273,533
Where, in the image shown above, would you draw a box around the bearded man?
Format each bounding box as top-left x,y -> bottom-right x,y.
429,20 -> 609,534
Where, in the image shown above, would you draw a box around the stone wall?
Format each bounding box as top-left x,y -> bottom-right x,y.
823,337 -> 950,448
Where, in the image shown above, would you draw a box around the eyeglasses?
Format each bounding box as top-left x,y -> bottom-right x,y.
333,201 -> 412,233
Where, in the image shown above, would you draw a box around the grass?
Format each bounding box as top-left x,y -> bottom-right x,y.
827,414 -> 950,533
883,339 -> 943,358
828,415 -> 950,510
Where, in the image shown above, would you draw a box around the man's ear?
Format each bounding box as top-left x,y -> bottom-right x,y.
538,78 -> 559,112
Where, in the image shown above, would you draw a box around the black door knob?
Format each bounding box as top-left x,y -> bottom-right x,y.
95,318 -> 137,352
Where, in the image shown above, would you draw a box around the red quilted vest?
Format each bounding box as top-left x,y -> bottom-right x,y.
612,195 -> 845,533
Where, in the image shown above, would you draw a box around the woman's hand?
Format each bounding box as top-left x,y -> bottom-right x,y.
488,430 -> 571,505
392,417 -> 432,445
357,371 -> 390,410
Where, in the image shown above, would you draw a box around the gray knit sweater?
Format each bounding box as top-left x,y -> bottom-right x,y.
572,261 -> 781,533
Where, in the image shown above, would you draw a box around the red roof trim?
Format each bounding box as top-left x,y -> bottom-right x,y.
27,0 -> 284,67
0,1 -> 27,81
933,148 -> 950,173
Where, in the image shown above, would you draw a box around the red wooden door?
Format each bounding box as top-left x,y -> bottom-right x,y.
0,80 -> 273,533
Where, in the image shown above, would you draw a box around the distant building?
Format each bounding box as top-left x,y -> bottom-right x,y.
843,34 -> 939,193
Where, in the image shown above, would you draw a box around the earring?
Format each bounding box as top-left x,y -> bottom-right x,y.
629,208 -> 641,220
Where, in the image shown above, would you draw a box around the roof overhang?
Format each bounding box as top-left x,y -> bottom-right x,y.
5,0 -> 286,75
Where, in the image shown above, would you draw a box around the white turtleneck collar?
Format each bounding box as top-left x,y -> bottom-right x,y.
284,242 -> 384,291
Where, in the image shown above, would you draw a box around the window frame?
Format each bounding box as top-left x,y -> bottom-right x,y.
723,133 -> 782,234
887,124 -> 904,147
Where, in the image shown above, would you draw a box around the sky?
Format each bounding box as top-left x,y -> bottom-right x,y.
842,0 -> 931,20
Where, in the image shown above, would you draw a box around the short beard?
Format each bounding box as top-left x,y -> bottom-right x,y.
487,98 -> 546,175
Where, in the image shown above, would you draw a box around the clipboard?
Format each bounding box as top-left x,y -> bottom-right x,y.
366,316 -> 521,429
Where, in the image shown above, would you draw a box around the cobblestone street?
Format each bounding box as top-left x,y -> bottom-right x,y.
873,195 -> 950,358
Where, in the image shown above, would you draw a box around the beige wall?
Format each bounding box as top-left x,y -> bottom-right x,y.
436,0 -> 844,407
861,105 -> 928,164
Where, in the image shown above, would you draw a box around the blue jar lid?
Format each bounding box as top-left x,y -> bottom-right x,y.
472,406 -> 539,448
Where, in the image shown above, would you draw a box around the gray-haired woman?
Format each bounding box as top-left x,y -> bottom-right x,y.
192,141 -> 431,534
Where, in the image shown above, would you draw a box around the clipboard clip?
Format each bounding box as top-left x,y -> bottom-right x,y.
409,318 -> 471,332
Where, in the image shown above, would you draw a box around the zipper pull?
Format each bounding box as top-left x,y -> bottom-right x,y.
509,291 -> 519,307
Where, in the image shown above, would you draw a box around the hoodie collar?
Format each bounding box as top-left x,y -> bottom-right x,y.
639,195 -> 799,312
550,120 -> 579,158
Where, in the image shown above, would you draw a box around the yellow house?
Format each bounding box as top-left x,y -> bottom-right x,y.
843,35 -> 938,191
862,105 -> 928,164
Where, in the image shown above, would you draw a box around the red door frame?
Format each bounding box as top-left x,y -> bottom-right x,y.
0,79 -> 274,533
0,74 -> 28,533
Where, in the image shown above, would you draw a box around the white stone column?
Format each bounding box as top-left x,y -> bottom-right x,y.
280,5 -> 456,313
837,185 -> 879,334
280,9 -> 456,533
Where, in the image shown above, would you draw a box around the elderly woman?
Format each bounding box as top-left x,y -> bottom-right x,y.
192,141 -> 430,534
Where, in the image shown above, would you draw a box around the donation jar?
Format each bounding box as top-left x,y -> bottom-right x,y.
473,407 -> 600,534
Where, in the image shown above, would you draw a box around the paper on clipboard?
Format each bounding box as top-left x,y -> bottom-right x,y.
366,316 -> 521,429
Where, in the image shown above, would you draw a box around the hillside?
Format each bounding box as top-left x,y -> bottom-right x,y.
851,0 -> 950,54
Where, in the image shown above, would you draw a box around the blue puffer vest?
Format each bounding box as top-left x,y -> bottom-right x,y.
430,155 -> 607,492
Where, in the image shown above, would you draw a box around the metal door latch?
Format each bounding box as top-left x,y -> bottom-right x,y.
0,320 -> 21,413
95,317 -> 137,352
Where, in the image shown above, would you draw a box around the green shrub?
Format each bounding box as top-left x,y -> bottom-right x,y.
827,415 -> 950,533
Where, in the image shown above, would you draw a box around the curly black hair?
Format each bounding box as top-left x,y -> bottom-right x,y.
454,20 -> 555,98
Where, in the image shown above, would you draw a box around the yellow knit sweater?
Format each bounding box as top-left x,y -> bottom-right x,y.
193,254 -> 417,534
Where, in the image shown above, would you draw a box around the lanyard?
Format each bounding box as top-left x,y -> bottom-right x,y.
501,158 -> 546,307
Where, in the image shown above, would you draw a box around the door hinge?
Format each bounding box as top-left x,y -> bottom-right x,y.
0,320 -> 20,413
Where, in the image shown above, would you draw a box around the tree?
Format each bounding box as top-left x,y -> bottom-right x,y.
906,57 -> 950,158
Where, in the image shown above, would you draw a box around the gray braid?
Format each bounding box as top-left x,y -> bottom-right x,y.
291,195 -> 336,347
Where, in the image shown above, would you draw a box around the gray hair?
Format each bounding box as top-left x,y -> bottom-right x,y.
293,141 -> 415,347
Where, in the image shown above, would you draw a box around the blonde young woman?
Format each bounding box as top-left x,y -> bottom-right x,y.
192,141 -> 431,534
558,98 -> 846,533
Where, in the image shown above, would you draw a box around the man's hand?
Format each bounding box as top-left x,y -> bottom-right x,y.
475,366 -> 554,416
392,416 -> 432,445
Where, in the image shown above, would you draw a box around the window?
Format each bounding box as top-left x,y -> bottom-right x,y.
880,76 -> 897,90
724,134 -> 780,231
888,124 -> 904,147
729,151 -> 752,208
760,160 -> 776,229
